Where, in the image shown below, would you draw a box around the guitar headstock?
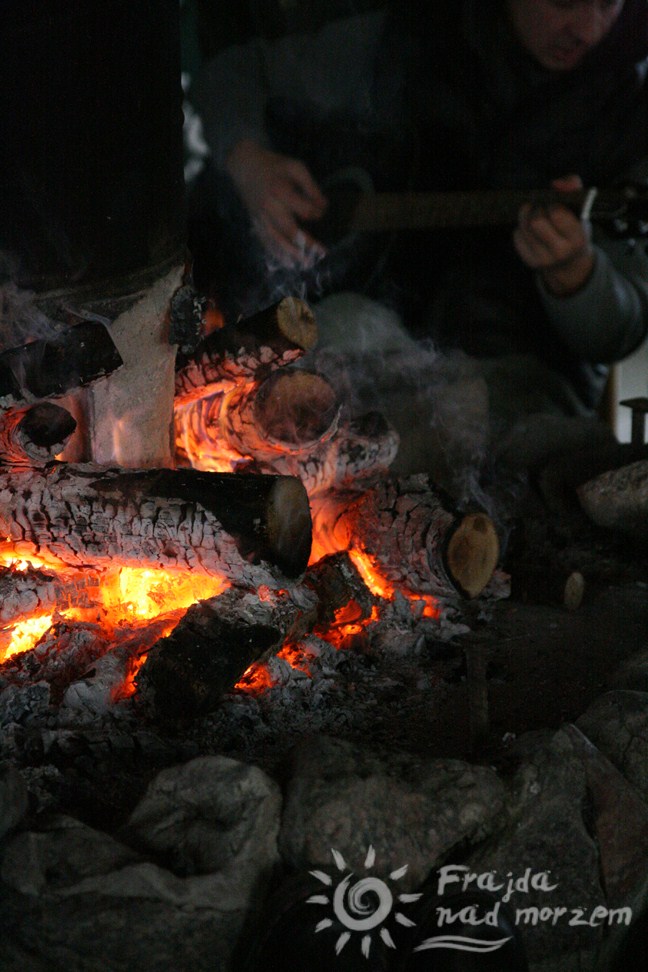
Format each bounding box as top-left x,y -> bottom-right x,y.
597,183 -> 648,239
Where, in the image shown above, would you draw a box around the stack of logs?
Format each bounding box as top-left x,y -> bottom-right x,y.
0,295 -> 504,720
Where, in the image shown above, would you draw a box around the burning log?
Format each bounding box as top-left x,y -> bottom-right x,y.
0,565 -> 101,632
313,475 -> 500,599
176,370 -> 399,494
0,403 -> 77,465
0,463 -> 312,585
137,584 -> 319,721
175,296 -> 317,404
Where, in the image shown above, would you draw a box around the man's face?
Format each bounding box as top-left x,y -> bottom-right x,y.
506,0 -> 625,71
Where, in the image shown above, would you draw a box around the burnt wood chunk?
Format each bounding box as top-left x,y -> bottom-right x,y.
0,321 -> 122,399
138,584 -> 319,721
303,551 -> 376,629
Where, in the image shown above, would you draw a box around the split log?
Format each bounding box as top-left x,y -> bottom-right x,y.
578,459 -> 648,540
311,474 -> 500,599
0,321 -> 122,402
137,584 -> 319,721
0,464 -> 312,584
174,296 -> 317,404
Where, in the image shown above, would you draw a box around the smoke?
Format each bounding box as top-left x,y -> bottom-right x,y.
0,273 -> 64,353
302,291 -> 525,530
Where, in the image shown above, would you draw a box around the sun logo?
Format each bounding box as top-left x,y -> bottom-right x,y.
307,845 -> 422,959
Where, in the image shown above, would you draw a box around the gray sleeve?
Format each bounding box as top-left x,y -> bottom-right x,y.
190,11 -> 385,171
537,234 -> 648,363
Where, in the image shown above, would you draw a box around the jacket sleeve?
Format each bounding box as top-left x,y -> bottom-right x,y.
190,11 -> 386,171
537,233 -> 648,363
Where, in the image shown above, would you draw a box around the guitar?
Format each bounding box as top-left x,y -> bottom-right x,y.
309,167 -> 648,248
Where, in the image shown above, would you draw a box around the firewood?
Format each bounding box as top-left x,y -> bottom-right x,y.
303,551 -> 376,629
176,379 -> 399,496
0,403 -> 77,465
313,476 -> 499,600
137,584 -> 319,721
0,465 -> 312,583
510,565 -> 586,611
175,296 -> 317,403
445,513 -> 502,599
0,321 -> 122,401
0,564 -> 101,631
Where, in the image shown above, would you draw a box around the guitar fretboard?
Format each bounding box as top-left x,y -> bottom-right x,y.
351,188 -> 626,232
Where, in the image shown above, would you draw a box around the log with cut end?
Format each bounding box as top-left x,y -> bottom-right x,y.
175,296 -> 317,403
0,464 -> 312,585
176,365 -> 399,494
0,403 -> 77,465
312,475 -> 500,599
137,583 -> 319,721
510,565 -> 586,611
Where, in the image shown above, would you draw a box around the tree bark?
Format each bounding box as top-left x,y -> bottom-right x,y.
311,475 -> 500,600
0,463 -> 312,583
175,296 -> 317,404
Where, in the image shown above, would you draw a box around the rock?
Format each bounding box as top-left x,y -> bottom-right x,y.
466,728 -> 605,972
0,764 -> 28,838
608,649 -> 648,693
576,690 -> 648,804
123,755 -> 282,880
279,735 -> 507,892
0,756 -> 283,971
578,459 -> 648,539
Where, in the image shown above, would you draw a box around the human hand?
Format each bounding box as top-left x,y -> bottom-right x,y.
513,174 -> 595,296
225,139 -> 328,266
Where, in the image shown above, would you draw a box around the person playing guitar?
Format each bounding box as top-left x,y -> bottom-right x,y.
187,0 -> 648,474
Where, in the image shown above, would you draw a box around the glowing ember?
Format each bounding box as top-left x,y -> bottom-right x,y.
235,662 -> 274,694
0,549 -> 229,664
4,614 -> 55,660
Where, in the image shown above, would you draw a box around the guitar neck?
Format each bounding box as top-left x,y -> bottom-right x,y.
351,188 -> 625,232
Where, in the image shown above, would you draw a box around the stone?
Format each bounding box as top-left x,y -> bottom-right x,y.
0,764 -> 28,838
466,728 -> 605,972
278,735 -> 507,892
578,459 -> 648,539
123,755 -> 282,880
0,756 -> 283,971
608,649 -> 648,693
576,690 -> 648,804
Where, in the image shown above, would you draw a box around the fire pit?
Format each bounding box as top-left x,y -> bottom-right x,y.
1,4 -> 647,970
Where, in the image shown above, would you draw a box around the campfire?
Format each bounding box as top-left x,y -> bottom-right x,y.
0,294 -> 504,725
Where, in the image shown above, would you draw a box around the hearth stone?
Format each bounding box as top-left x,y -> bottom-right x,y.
0,756 -> 281,972
0,764 -> 28,839
278,735 -> 507,892
466,727 -> 605,972
609,647 -> 648,693
577,690 -> 648,804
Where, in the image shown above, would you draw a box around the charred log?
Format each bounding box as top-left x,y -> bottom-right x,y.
0,321 -> 122,401
0,403 -> 77,466
312,475 -> 500,599
137,584 -> 319,722
175,296 -> 317,403
0,464 -> 312,583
